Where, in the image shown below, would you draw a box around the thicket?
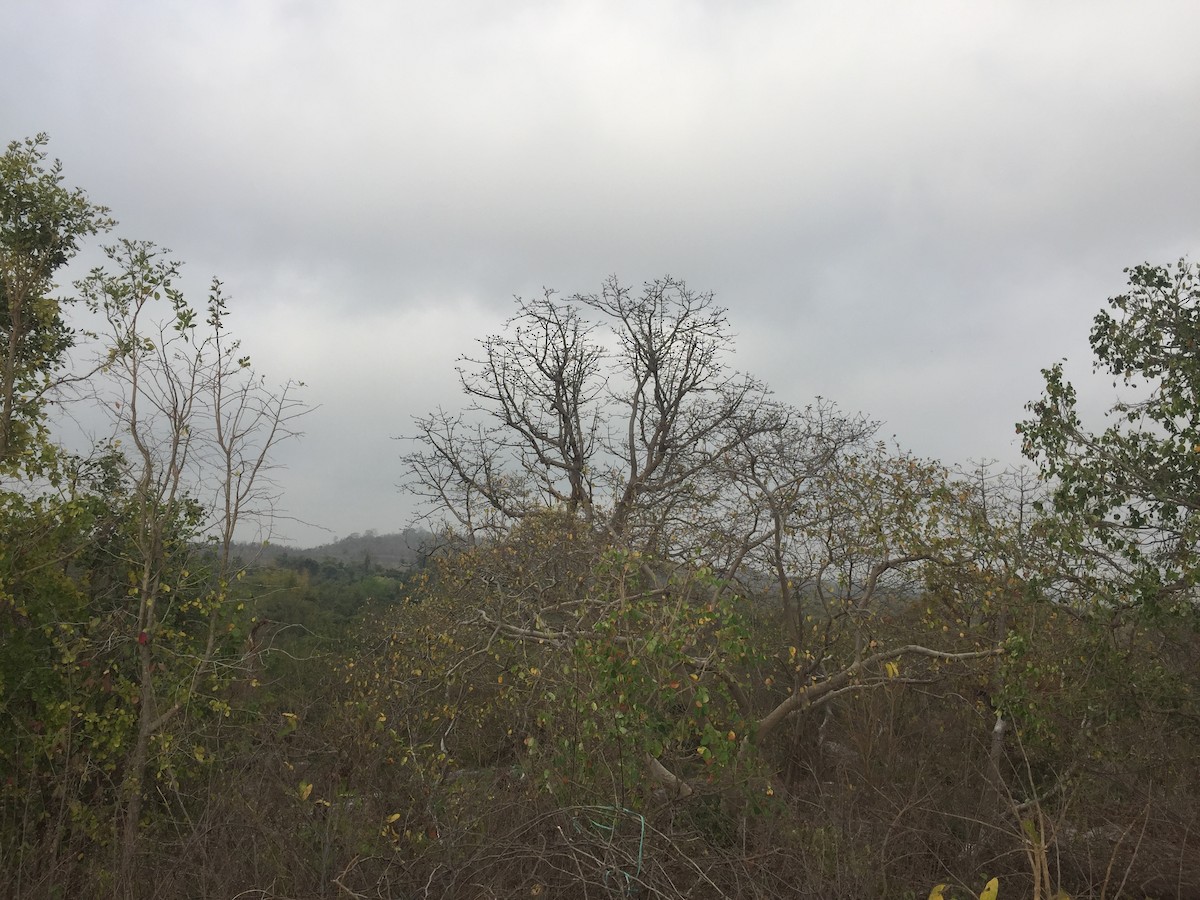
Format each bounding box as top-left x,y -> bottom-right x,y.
2,136 -> 1199,899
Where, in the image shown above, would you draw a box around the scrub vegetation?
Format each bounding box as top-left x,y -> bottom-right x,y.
3,136 -> 1199,899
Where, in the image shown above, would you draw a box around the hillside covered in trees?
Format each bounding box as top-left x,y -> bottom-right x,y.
244,528 -> 433,572
4,137 -> 1200,900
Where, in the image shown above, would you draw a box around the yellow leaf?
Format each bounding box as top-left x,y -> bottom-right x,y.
386,813 -> 402,824
979,876 -> 999,900
299,781 -> 313,801
885,661 -> 900,678
928,885 -> 947,900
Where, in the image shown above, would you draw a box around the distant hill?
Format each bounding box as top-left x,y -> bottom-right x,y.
233,528 -> 434,571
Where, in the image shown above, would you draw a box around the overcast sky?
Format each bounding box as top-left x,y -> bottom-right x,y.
4,1 -> 1199,546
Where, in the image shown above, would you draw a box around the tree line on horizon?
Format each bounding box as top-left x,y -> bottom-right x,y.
241,526 -> 434,571
3,134 -> 1199,898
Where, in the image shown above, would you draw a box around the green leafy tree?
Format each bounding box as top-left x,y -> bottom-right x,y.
1016,259 -> 1200,896
0,133 -> 113,468
1019,258 -> 1200,614
0,136 -> 116,891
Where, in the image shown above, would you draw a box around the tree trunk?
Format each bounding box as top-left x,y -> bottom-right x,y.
118,640 -> 155,894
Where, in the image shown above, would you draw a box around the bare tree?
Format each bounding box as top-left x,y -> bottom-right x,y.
404,276 -> 782,550
409,294 -> 607,543
461,293 -> 605,522
400,276 -> 1006,805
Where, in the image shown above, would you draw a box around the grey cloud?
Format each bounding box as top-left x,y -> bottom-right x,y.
4,1 -> 1199,543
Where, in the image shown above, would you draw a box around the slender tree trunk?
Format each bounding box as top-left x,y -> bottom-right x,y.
118,637 -> 156,894
1,287 -> 24,461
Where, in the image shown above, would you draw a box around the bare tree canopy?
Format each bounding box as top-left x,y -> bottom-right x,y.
404,276 -> 797,552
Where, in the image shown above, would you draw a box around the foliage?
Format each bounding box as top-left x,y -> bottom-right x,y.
1015,258 -> 1200,896
0,134 -> 114,469
1020,259 -> 1200,615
